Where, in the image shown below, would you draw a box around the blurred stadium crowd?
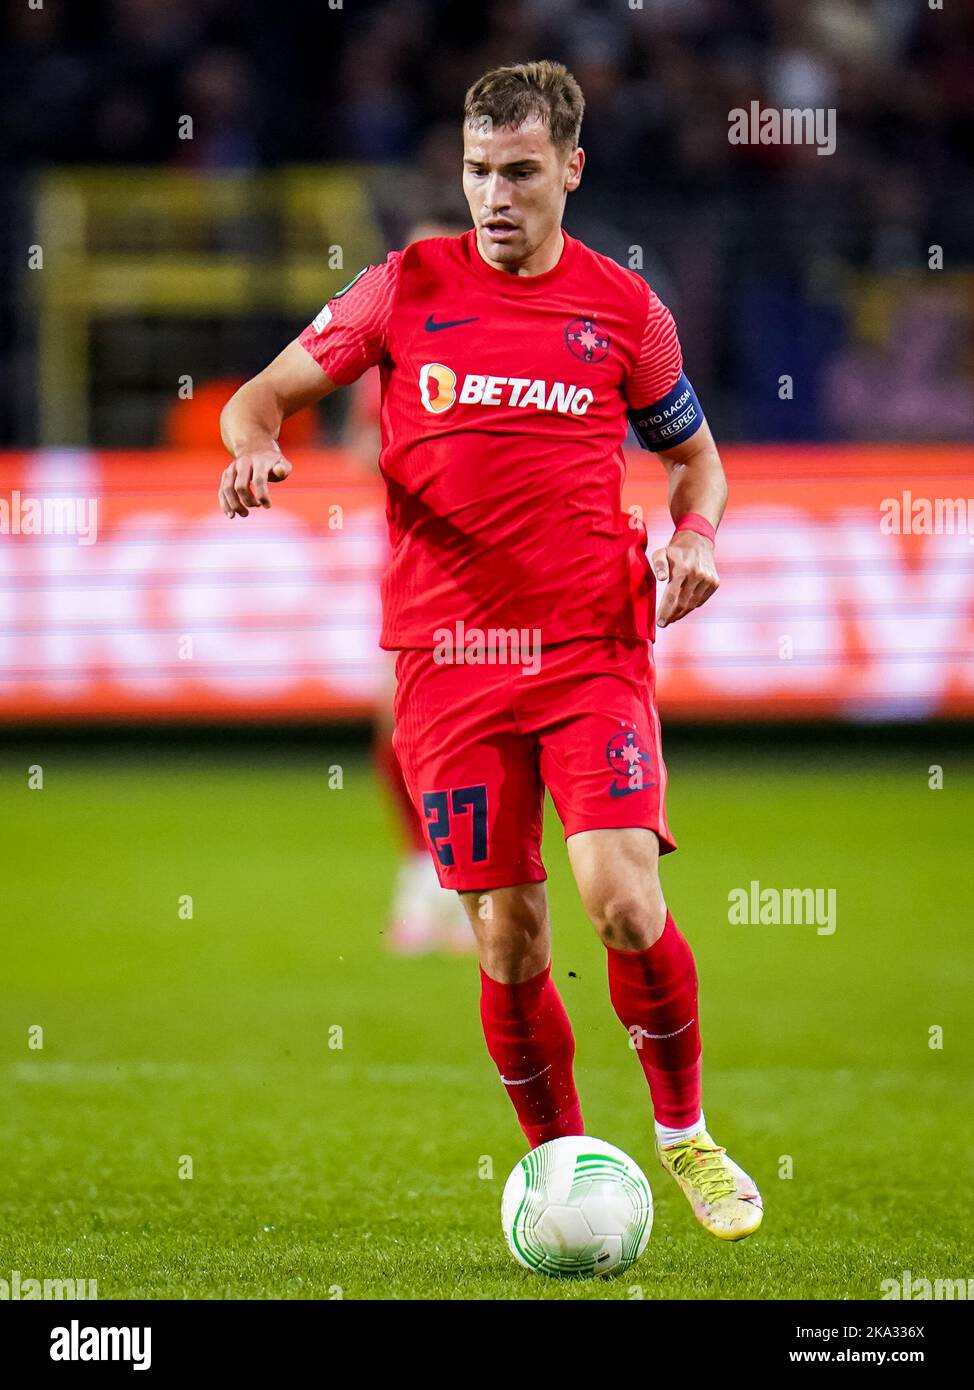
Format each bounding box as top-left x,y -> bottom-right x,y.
1,0 -> 973,444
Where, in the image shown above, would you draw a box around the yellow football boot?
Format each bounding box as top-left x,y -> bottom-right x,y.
656,1130 -> 763,1241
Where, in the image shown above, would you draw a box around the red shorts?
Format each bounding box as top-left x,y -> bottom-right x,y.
392,636 -> 675,892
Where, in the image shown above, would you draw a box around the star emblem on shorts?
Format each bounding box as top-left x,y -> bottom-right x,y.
606,728 -> 655,796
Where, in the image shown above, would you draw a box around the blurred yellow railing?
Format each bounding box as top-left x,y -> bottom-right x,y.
32,168 -> 387,444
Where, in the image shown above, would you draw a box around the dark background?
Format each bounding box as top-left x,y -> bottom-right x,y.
2,0 -> 973,446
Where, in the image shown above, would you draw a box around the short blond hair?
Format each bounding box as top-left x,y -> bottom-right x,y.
463,60 -> 584,154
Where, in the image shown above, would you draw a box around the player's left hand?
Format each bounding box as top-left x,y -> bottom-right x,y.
651,532 -> 719,628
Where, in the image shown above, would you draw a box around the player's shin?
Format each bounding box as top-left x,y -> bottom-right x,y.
480,964 -> 584,1148
605,911 -> 703,1131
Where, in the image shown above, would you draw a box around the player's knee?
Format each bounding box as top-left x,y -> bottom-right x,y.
479,933 -> 550,982
589,891 -> 666,950
467,887 -> 551,980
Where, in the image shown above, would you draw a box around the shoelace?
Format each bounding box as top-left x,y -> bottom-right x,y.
666,1140 -> 737,1203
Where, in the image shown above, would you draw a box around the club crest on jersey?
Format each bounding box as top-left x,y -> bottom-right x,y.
419,362 -> 458,414
606,728 -> 654,797
565,317 -> 610,363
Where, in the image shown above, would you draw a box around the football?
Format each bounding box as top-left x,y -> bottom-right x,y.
501,1135 -> 653,1278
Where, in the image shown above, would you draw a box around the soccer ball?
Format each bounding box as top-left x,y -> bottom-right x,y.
501,1135 -> 653,1278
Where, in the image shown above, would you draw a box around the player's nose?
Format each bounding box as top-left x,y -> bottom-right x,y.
483,174 -> 512,210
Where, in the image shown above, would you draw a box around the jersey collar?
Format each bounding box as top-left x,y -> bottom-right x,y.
461,228 -> 580,294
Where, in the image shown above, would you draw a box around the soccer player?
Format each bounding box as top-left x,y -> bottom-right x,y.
218,61 -> 762,1240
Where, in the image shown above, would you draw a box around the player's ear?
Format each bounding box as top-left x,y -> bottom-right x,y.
565,146 -> 584,192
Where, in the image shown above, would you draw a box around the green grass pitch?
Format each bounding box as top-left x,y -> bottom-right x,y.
2,737 -> 971,1300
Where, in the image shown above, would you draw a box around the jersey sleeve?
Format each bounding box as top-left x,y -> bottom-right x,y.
298,252 -> 402,386
625,285 -> 705,452
624,286 -> 684,407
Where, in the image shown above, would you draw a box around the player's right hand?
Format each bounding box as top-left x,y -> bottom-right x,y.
219,449 -> 292,517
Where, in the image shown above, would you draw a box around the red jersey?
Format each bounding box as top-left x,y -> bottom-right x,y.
299,229 -> 696,650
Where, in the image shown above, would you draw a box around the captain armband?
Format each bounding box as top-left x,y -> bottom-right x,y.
627,372 -> 705,452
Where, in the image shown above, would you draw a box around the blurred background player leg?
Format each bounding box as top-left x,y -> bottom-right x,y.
373,655 -> 474,954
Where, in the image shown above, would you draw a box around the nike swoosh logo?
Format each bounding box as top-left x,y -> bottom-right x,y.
500,1064 -> 551,1087
633,1019 -> 694,1041
425,314 -> 480,332
608,782 -> 655,798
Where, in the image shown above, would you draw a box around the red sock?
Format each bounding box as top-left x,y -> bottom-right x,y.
373,728 -> 426,853
606,911 -> 702,1128
480,963 -> 585,1148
